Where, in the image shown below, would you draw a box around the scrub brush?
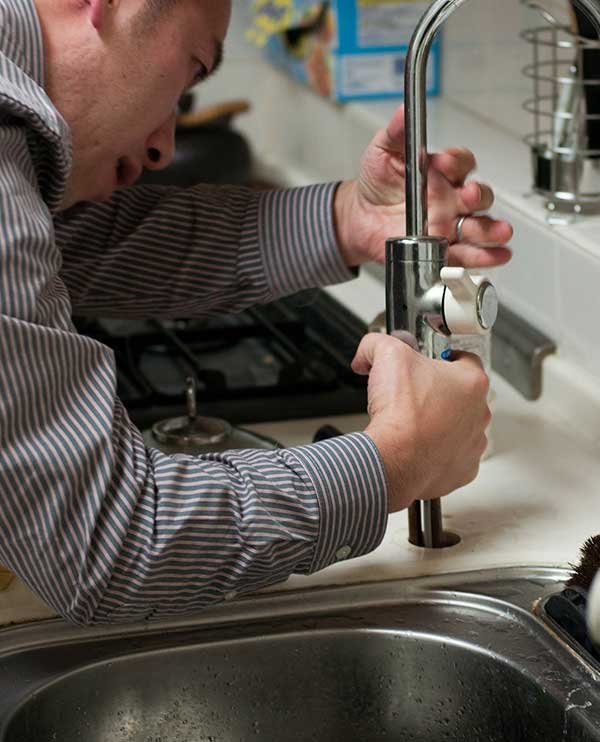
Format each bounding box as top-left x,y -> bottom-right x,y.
567,534 -> 600,592
542,534 -> 600,665
568,534 -> 600,647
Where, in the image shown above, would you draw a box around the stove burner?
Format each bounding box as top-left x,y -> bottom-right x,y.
74,290 -> 369,429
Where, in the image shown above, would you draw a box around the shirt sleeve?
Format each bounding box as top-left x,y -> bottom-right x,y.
0,128 -> 389,625
56,183 -> 356,319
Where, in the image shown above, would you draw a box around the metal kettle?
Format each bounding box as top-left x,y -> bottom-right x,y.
144,377 -> 280,456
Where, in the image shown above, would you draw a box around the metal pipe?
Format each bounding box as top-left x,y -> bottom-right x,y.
393,0 -> 600,548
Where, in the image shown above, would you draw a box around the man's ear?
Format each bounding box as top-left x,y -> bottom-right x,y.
88,0 -> 114,31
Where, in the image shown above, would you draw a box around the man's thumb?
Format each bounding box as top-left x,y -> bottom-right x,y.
351,333 -> 384,376
376,104 -> 406,154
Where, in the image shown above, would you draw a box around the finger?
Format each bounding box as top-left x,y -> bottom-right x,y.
352,332 -> 417,375
449,350 -> 486,371
457,181 -> 495,213
448,244 -> 513,269
452,215 -> 513,246
451,352 -> 490,395
439,349 -> 480,364
429,147 -> 477,188
372,105 -> 406,154
351,333 -> 387,375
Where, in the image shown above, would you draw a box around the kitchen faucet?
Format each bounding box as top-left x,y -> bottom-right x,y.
389,0 -> 600,549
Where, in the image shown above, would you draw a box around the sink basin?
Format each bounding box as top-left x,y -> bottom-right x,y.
0,568 -> 599,741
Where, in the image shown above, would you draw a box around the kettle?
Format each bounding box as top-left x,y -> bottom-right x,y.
144,377 -> 280,456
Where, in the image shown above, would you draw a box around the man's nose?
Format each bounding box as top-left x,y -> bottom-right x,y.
143,113 -> 176,171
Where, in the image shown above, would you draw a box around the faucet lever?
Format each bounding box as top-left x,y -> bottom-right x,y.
440,267 -> 475,301
441,267 -> 498,336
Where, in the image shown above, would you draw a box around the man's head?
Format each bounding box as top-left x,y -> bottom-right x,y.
34,0 -> 231,209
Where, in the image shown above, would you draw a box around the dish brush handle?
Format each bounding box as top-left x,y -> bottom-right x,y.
589,571 -> 600,645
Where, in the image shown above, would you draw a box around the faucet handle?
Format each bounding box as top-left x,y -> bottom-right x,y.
440,267 -> 498,335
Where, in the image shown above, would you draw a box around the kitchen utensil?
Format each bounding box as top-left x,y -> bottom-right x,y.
567,533 -> 600,647
590,570 -> 600,645
551,5 -> 580,151
543,586 -> 600,666
568,533 -> 600,592
536,534 -> 600,668
144,377 -> 280,456
522,1 -> 600,219
572,1 -> 600,156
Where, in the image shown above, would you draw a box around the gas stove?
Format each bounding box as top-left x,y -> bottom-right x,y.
74,289 -> 368,431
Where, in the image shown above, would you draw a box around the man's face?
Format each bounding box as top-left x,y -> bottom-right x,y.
47,0 -> 231,209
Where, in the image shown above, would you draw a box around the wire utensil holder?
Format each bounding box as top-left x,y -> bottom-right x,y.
522,1 -> 600,222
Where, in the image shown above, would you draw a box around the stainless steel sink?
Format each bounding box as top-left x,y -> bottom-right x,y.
0,568 -> 599,741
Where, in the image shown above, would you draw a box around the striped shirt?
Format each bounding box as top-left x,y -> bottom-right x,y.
0,0 -> 388,624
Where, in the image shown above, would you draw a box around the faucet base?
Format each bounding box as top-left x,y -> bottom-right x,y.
408,500 -> 461,549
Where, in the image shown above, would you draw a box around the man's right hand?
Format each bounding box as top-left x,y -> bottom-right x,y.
352,334 -> 491,513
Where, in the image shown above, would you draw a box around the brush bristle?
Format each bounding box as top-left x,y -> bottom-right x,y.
567,534 -> 600,592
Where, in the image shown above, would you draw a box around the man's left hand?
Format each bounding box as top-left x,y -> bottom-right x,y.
334,106 -> 513,269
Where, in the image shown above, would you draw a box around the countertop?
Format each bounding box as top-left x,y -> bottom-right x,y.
2,266 -> 599,626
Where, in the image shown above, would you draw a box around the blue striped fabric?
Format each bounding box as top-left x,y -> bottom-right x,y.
0,0 -> 388,624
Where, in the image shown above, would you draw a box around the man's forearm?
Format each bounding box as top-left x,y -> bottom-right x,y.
0,313 -> 388,624
57,183 -> 356,319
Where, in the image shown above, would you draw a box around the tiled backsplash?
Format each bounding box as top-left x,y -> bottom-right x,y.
194,1 -> 600,382
492,199 -> 600,379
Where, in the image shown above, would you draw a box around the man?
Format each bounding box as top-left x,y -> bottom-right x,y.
0,0 -> 512,624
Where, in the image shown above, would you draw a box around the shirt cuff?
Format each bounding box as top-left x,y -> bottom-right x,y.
256,183 -> 357,300
286,432 -> 389,573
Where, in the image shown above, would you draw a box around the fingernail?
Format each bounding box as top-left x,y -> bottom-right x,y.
441,348 -> 453,361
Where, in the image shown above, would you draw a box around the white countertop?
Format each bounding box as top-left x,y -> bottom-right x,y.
2,265 -> 599,626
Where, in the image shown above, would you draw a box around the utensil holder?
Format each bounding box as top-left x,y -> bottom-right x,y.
522,2 -> 600,223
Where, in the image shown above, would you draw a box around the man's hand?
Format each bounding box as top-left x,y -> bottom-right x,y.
334,106 -> 513,269
352,334 -> 490,512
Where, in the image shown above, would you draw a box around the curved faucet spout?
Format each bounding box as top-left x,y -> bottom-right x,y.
404,0 -> 600,237
392,0 -> 600,549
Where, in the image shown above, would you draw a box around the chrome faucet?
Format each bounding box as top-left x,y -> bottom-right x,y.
386,0 -> 600,549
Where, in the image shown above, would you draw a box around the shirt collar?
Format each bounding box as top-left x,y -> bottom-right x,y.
0,0 -> 45,86
0,0 -> 72,211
